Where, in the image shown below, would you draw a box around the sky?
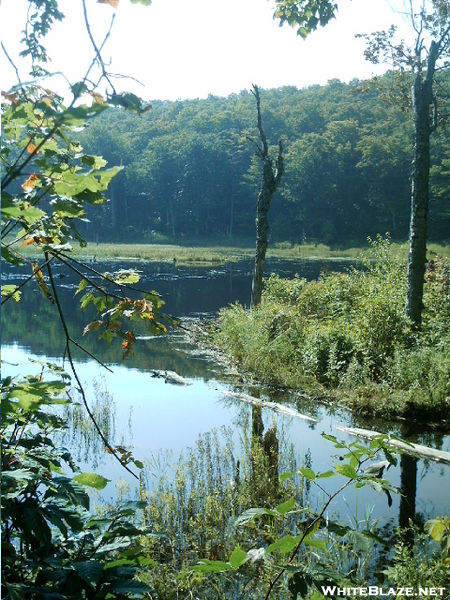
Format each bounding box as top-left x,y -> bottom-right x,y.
1,0 -> 413,101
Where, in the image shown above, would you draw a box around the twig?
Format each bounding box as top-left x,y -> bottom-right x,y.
81,0 -> 117,96
1,41 -> 22,86
45,252 -> 137,479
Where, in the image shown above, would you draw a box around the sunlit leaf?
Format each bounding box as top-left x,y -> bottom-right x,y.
26,142 -> 39,154
1,284 -> 21,302
192,560 -> 233,573
73,472 -> 110,490
279,471 -> 295,482
266,535 -> 301,556
424,518 -> 447,542
335,463 -> 358,479
229,546 -> 247,568
316,470 -> 335,479
275,497 -> 295,515
298,467 -> 316,481
22,173 -> 40,190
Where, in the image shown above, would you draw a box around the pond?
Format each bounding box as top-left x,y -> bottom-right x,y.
2,257 -> 450,534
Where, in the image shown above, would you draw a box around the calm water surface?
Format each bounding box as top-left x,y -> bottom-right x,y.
2,258 -> 449,527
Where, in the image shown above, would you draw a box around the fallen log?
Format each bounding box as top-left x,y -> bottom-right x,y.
221,391 -> 317,423
334,425 -> 450,466
151,369 -> 191,386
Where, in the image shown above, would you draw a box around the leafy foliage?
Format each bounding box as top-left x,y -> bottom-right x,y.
274,0 -> 338,39
1,3 -> 170,598
190,432 -> 401,598
1,367 -> 155,600
213,237 -> 450,419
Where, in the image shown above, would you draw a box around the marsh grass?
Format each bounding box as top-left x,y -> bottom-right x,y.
8,236 -> 450,266
135,425 -> 390,599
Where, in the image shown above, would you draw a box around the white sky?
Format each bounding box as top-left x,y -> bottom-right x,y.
1,0 -> 412,101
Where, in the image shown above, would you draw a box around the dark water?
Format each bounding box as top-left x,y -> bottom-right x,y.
2,258 -> 449,529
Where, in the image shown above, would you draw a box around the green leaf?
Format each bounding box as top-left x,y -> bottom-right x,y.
316,470 -> 335,479
1,284 -> 21,301
229,546 -> 247,569
275,497 -> 295,515
1,245 -> 24,266
298,467 -> 316,481
235,507 -> 279,525
73,472 -> 110,490
424,518 -> 447,542
5,584 -> 26,600
23,507 -> 52,549
266,535 -> 301,556
73,561 -> 104,588
192,560 -> 234,573
289,572 -> 311,598
279,471 -> 295,482
107,579 -> 152,595
335,463 -> 358,479
303,538 -> 326,550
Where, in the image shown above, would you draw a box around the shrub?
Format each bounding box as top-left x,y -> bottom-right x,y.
212,236 -> 450,419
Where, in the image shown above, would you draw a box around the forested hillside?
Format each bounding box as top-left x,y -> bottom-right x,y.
79,71 -> 450,246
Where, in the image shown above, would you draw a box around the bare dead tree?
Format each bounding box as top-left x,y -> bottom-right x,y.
250,84 -> 284,308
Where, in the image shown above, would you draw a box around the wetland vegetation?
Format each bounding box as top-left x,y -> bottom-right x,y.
211,238 -> 450,423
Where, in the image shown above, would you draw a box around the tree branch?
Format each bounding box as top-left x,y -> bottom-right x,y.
45,253 -> 137,479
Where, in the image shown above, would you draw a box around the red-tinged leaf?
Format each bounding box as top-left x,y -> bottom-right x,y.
2,90 -> 19,104
27,143 -> 39,154
89,91 -> 105,105
22,174 -> 40,190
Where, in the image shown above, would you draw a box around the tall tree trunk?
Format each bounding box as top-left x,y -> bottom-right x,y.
250,84 -> 284,308
405,41 -> 439,327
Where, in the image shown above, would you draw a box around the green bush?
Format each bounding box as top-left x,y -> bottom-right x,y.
213,237 -> 450,418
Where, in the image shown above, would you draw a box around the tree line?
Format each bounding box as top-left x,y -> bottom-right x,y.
78,70 -> 450,247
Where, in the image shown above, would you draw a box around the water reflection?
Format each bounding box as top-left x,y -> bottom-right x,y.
2,259 -> 449,531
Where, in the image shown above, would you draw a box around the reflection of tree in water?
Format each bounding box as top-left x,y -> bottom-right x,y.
61,377 -> 130,470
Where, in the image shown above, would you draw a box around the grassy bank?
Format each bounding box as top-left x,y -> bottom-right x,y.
9,238 -> 450,266
211,238 -> 450,423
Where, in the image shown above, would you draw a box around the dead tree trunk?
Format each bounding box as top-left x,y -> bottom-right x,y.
405,41 -> 439,327
250,84 -> 284,308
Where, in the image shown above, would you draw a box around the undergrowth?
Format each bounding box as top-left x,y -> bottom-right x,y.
213,237 -> 450,421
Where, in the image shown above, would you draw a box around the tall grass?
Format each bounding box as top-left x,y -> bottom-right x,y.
8,235 -> 450,266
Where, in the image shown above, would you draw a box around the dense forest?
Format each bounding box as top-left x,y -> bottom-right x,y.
78,70 -> 450,247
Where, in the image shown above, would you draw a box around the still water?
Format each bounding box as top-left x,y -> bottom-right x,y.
2,258 -> 449,528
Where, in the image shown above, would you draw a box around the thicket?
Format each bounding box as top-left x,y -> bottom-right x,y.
213,237 -> 450,421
